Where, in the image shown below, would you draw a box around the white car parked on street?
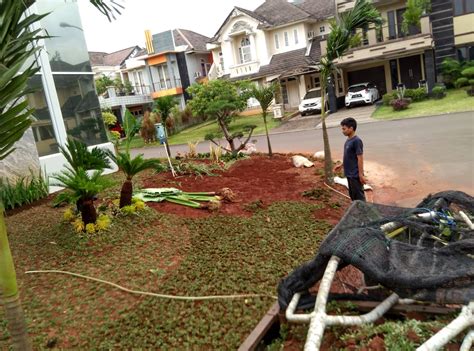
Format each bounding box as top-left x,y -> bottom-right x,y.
345,82 -> 380,108
298,88 -> 328,116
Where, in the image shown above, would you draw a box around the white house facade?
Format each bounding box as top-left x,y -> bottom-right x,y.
207,0 -> 335,110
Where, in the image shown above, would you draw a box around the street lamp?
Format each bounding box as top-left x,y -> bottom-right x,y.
59,22 -> 83,31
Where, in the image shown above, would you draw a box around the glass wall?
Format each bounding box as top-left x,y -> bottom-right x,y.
30,0 -> 107,156
27,75 -> 60,156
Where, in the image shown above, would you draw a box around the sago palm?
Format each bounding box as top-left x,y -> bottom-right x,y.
251,82 -> 277,157
318,0 -> 382,183
0,1 -> 120,348
59,138 -> 111,172
107,151 -> 161,207
52,167 -> 112,224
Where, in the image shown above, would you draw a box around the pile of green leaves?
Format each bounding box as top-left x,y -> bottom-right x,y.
0,171 -> 49,210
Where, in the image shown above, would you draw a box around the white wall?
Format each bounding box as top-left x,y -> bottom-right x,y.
268,23 -> 307,56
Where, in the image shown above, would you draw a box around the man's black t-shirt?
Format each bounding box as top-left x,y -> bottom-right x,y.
343,135 -> 363,178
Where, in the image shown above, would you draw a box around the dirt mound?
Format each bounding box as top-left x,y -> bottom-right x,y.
141,154 -> 350,218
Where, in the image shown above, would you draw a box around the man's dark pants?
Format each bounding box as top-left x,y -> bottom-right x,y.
347,177 -> 366,201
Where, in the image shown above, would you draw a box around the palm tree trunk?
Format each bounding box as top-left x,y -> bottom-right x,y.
0,208 -> 32,350
80,199 -> 97,224
263,113 -> 273,157
120,179 -> 133,208
320,82 -> 334,183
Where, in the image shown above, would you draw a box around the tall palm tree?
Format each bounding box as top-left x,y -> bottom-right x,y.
0,1 -> 121,349
317,0 -> 382,183
251,82 -> 278,157
107,151 -> 161,207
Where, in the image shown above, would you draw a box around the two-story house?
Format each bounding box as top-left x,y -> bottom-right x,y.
143,28 -> 213,108
207,0 -> 334,110
89,46 -> 142,80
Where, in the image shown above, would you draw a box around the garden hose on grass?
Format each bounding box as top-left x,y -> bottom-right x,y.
25,270 -> 277,301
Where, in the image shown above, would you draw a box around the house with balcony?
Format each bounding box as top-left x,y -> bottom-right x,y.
143,28 -> 213,108
89,46 -> 142,80
93,48 -> 155,122
206,0 -> 335,110
332,0 -> 437,103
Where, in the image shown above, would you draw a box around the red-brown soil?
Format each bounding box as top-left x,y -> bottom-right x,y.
141,154 -> 350,220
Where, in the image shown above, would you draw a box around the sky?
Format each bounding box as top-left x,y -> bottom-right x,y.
78,0 -> 265,53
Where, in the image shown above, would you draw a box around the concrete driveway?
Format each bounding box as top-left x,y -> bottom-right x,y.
316,104 -> 378,129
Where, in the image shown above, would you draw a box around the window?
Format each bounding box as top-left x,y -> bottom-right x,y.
336,73 -> 343,94
201,59 -> 207,77
320,26 -> 325,33
457,45 -> 474,62
294,29 -> 299,44
454,0 -> 474,16
281,84 -> 288,104
219,52 -> 224,70
274,34 -> 280,49
313,76 -> 320,89
284,32 -> 289,46
238,36 -> 252,63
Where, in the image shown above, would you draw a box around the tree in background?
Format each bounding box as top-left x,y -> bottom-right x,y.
316,0 -> 382,182
94,74 -> 114,95
250,82 -> 278,157
0,1 -> 122,349
154,95 -> 178,156
187,79 -> 255,155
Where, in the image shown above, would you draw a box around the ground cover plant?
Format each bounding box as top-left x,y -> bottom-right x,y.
1,155 -> 349,348
1,154 -> 465,349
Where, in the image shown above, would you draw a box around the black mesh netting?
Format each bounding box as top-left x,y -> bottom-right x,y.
278,191 -> 474,310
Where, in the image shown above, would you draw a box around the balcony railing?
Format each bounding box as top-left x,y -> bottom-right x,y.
229,61 -> 259,78
322,16 -> 432,63
151,78 -> 182,92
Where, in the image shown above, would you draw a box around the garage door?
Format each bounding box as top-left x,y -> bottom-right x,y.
348,66 -> 387,95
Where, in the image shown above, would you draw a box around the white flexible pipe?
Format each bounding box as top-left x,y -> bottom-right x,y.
417,302 -> 474,351
25,270 -> 277,301
460,329 -> 474,351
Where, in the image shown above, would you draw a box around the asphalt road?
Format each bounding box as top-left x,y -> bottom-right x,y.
132,111 -> 474,205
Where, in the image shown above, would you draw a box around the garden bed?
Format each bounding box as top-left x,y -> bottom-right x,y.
1,154 -> 350,349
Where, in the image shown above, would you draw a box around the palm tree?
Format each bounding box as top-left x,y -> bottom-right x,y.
52,167 -> 111,224
317,0 -> 382,183
59,138 -> 111,172
251,82 -> 278,157
0,1 -> 121,349
154,96 -> 177,156
107,151 -> 161,207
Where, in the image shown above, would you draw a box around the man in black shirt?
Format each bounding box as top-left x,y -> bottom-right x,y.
334,117 -> 367,201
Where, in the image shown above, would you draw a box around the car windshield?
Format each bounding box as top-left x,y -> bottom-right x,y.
303,90 -> 321,99
348,84 -> 367,93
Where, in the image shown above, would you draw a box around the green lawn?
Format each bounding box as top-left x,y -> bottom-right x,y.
372,89 -> 474,120
127,114 -> 281,149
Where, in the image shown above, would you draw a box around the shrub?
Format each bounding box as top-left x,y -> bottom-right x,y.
455,77 -> 469,88
0,171 -> 49,210
404,87 -> 428,102
102,112 -> 117,127
390,98 -> 411,111
431,85 -> 446,99
459,66 -> 474,96
382,93 -> 397,106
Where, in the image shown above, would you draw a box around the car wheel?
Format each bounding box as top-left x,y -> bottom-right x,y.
301,112 -> 306,116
